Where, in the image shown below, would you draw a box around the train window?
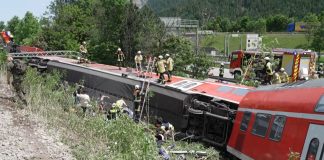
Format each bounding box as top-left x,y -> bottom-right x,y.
251,113 -> 271,137
315,95 -> 324,112
269,115 -> 286,141
217,86 -> 233,93
240,112 -> 252,131
306,138 -> 319,160
232,88 -> 249,96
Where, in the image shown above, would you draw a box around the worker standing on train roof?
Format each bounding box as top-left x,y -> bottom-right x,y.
318,63 -> 324,78
115,48 -> 125,70
264,57 -> 273,85
219,63 -> 224,78
134,51 -> 143,72
133,85 -> 142,122
165,54 -> 174,82
278,68 -> 289,83
156,55 -> 166,84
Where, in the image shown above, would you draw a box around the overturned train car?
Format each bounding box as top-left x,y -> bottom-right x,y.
35,57 -> 252,148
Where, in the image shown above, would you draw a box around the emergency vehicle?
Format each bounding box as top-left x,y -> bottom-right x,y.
227,79 -> 324,160
229,49 -> 317,81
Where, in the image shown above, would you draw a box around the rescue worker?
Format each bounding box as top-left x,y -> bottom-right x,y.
219,63 -> 225,78
156,118 -> 175,142
8,59 -> 27,105
115,48 -> 125,70
134,51 -> 143,72
76,89 -> 91,114
73,84 -> 84,105
99,94 -> 110,112
264,57 -> 273,85
108,98 -> 127,119
318,63 -> 324,78
133,85 -> 142,122
156,55 -> 166,84
309,70 -> 319,80
165,54 -> 174,82
79,41 -> 88,63
278,68 -> 289,83
272,71 -> 281,84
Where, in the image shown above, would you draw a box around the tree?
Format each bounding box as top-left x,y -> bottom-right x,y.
311,21 -> 324,60
266,14 -> 290,32
0,21 -> 5,30
14,12 -> 40,45
302,13 -> 320,45
162,36 -> 214,79
6,16 -> 20,35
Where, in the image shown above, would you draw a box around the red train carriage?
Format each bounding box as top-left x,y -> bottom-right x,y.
227,79 -> 324,160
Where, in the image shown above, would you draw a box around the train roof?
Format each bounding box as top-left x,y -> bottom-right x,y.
44,56 -> 253,104
240,79 -> 324,114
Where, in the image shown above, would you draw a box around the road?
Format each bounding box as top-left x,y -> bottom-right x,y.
0,82 -> 74,159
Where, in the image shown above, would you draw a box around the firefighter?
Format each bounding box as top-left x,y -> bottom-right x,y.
318,63 -> 323,78
133,85 -> 142,122
76,89 -> 91,114
264,57 -> 273,85
272,71 -> 281,84
156,55 -> 166,84
165,54 -> 174,82
108,98 -> 127,120
134,51 -> 143,72
156,118 -> 175,142
219,63 -> 225,78
309,70 -> 319,80
278,68 -> 289,83
115,48 -> 125,70
79,41 -> 88,63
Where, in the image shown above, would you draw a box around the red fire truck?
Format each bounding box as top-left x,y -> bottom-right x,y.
229,49 -> 317,82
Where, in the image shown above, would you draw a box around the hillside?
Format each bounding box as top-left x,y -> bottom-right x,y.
147,0 -> 324,20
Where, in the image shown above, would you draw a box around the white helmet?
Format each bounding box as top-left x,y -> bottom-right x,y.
135,85 -> 140,89
82,41 -> 86,45
137,51 -> 141,54
280,68 -> 285,72
264,57 -> 270,61
118,48 -> 121,51
165,54 -> 170,57
158,55 -> 163,59
221,63 -> 224,66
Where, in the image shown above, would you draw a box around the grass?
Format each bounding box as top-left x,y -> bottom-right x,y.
201,33 -> 309,53
19,68 -> 219,160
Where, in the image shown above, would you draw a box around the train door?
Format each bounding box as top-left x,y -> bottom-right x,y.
301,124 -> 324,160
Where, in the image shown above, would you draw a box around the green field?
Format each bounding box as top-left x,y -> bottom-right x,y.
201,33 -> 309,53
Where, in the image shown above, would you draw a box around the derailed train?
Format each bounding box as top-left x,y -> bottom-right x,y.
27,56 -> 324,160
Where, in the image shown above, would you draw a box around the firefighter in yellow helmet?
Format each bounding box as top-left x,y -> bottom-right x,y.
165,54 -> 174,82
108,98 -> 127,119
264,57 -> 273,85
134,51 -> 143,72
156,55 -> 166,84
278,68 -> 289,83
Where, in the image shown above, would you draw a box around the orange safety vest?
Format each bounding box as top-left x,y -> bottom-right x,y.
1,31 -> 10,44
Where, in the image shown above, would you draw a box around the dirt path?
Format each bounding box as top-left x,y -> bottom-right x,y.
0,82 -> 74,159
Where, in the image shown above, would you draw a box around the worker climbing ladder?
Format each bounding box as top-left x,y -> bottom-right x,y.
139,57 -> 156,124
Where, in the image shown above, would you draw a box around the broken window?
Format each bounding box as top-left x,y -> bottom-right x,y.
251,113 -> 271,137
269,115 -> 286,141
240,112 -> 252,132
315,95 -> 324,113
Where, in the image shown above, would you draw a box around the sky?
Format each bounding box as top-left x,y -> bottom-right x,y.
0,0 -> 53,23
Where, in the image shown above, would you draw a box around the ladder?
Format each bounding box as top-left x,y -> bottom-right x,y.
8,51 -> 80,58
139,56 -> 156,122
240,54 -> 257,83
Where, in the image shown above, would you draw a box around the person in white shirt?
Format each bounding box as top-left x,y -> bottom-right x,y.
76,90 -> 91,114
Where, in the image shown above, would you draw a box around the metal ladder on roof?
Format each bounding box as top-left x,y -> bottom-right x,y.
8,51 -> 80,58
139,56 -> 156,123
